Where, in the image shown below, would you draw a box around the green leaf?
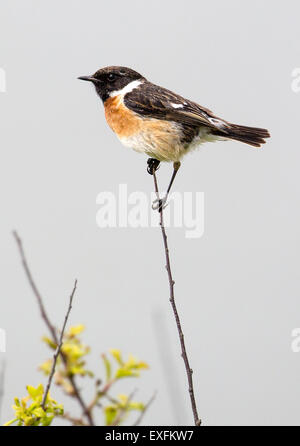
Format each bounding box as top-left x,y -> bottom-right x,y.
104,406 -> 118,426
41,415 -> 54,426
39,359 -> 53,376
32,407 -> 46,418
102,354 -> 112,382
27,384 -> 44,401
3,418 -> 18,426
68,325 -> 85,337
110,349 -> 123,366
128,402 -> 145,411
115,368 -> 138,379
124,354 -> 149,370
24,416 -> 34,426
42,336 -> 57,350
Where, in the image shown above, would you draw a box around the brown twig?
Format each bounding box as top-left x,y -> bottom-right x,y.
60,412 -> 88,426
13,231 -> 95,426
13,232 -> 57,342
86,378 -> 116,414
41,280 -> 77,409
110,389 -> 136,426
151,171 -> 201,426
133,391 -> 156,426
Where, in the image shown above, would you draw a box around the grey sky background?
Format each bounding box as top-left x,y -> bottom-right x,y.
0,0 -> 300,426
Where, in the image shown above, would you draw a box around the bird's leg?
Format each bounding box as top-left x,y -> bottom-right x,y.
152,161 -> 181,212
166,161 -> 181,197
147,158 -> 160,175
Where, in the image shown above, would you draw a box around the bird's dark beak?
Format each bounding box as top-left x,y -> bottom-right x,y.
78,76 -> 102,85
78,75 -> 97,83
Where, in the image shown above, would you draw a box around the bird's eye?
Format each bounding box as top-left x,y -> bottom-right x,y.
108,73 -> 116,81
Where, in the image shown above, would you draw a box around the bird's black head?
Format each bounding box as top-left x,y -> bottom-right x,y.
78,66 -> 145,102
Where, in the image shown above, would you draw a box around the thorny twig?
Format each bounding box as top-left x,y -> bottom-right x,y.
151,171 -> 201,426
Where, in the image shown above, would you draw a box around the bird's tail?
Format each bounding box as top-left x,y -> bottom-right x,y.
213,123 -> 270,147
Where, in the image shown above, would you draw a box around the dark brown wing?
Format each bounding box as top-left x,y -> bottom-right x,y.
124,81 -> 230,134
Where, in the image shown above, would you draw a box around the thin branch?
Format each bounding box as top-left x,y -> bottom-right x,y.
13,231 -> 95,426
41,280 -> 77,409
151,171 -> 201,426
13,231 -> 57,342
133,391 -> 156,426
110,389 -> 136,426
60,412 -> 88,426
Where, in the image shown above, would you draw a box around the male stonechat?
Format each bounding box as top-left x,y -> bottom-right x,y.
79,66 -> 270,208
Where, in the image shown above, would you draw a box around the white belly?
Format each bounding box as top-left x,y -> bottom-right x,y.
119,125 -> 222,162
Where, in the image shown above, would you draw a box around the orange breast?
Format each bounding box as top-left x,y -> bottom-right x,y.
104,95 -> 184,162
104,95 -> 142,138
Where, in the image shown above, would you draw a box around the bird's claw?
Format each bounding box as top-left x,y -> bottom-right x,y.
152,197 -> 168,212
147,158 -> 160,175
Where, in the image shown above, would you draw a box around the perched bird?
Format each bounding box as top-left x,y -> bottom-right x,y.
79,66 -> 270,208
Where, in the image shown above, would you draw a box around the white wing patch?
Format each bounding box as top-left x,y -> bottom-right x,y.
171,102 -> 184,109
208,117 -> 227,129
